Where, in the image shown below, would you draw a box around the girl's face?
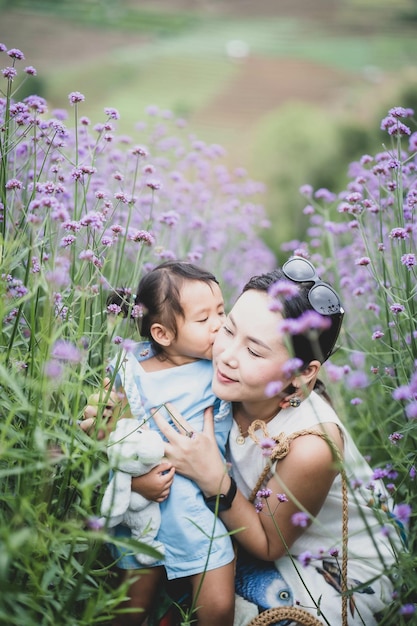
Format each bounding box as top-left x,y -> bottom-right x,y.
212,289 -> 291,404
172,279 -> 225,361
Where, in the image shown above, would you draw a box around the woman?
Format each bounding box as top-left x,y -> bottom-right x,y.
147,257 -> 401,626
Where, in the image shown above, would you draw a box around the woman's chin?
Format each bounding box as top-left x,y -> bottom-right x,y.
212,377 -> 238,401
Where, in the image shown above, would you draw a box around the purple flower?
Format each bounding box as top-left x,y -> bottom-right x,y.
393,503 -> 412,525
389,228 -> 409,240
399,604 -> 415,616
24,66 -> 37,76
388,121 -> 411,136
268,279 -> 299,300
372,468 -> 388,480
277,493 -> 288,503
298,551 -> 313,567
299,184 -> 313,198
121,338 -> 137,352
380,526 -> 391,537
68,91 -> 85,104
146,179 -> 162,190
51,340 -> 82,363
265,380 -> 284,397
390,303 -> 405,314
104,107 -> 120,120
325,363 -> 347,382
314,188 -> 336,202
282,357 -> 303,378
401,253 -> 416,269
24,94 -> 47,113
346,370 -> 369,389
406,402 -> 417,420
279,311 -> 330,336
107,304 -> 122,316
7,48 -> 25,60
392,385 -> 411,401
256,488 -> 272,499
389,106 -> 414,118
260,439 -> 276,457
86,516 -> 104,531
129,230 -> 155,245
2,67 -> 17,80
5,178 -> 23,190
44,359 -> 64,379
389,432 -> 404,444
372,330 -> 384,340
355,256 -> 371,266
291,512 -> 310,527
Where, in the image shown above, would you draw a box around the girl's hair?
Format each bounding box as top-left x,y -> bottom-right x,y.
108,261 -> 219,355
242,267 -> 343,367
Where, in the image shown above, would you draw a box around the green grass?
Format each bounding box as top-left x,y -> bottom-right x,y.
5,0 -> 201,35
47,53 -> 239,132
41,10 -> 417,131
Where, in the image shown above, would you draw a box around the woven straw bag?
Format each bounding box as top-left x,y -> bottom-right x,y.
244,420 -> 349,626
247,606 -> 325,626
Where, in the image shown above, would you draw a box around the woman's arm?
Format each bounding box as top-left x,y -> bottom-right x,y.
153,406 -> 343,561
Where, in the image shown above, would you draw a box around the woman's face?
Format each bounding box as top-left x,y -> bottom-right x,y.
212,289 -> 291,404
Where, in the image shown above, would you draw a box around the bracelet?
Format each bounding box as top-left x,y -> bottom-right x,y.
203,477 -> 237,513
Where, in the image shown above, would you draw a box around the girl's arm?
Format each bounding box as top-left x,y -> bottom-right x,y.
131,463 -> 175,502
153,405 -> 343,561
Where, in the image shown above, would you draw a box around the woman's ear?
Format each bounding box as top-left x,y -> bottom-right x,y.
293,360 -> 321,391
150,323 -> 174,347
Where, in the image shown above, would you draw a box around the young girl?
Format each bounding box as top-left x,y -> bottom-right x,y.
88,261 -> 235,626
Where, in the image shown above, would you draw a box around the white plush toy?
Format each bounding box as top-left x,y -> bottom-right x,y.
100,418 -> 165,565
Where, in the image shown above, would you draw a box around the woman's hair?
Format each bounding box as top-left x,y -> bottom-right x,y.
242,266 -> 343,367
107,261 -> 219,355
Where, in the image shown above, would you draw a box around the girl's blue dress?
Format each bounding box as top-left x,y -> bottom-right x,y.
107,343 -> 234,579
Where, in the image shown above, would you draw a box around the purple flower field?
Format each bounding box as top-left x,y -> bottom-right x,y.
1,43 -> 416,624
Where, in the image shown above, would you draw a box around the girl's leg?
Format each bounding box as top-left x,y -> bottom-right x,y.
190,561 -> 235,626
112,565 -> 165,626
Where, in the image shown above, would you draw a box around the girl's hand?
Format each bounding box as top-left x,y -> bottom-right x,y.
151,403 -> 229,495
131,462 -> 175,502
80,377 -> 125,440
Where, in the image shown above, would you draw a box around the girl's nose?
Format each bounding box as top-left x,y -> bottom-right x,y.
211,316 -> 223,333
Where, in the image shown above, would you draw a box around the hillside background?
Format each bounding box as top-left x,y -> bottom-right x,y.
2,0 -> 417,256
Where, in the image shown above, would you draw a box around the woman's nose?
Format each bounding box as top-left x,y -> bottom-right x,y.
218,344 -> 238,368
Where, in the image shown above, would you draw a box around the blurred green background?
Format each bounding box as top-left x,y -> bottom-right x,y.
2,0 -> 417,256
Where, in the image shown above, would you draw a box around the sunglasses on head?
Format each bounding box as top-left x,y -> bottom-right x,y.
282,257 -> 344,318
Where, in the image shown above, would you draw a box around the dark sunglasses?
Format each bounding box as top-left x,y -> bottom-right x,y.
282,257 -> 344,318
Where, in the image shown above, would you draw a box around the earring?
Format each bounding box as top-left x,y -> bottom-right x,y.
289,396 -> 301,408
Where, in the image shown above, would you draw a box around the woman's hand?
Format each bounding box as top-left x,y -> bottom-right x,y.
151,404 -> 230,496
131,462 -> 175,502
79,377 -> 126,440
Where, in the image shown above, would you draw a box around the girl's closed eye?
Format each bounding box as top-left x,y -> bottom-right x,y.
248,347 -> 262,358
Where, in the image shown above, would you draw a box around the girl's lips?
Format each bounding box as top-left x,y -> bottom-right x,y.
216,368 -> 237,384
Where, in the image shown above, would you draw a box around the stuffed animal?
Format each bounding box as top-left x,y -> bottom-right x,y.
100,418 -> 166,565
